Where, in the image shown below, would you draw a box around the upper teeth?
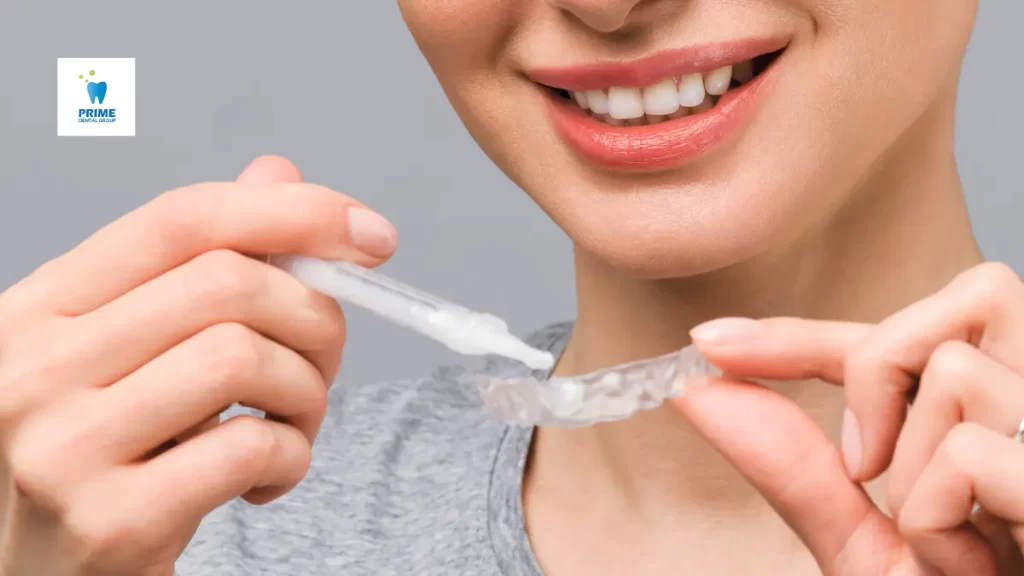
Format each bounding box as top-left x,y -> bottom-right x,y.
571,61 -> 754,123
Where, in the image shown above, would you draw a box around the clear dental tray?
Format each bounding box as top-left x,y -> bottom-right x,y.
476,344 -> 720,427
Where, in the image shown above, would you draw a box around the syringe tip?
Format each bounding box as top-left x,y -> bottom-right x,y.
496,337 -> 556,371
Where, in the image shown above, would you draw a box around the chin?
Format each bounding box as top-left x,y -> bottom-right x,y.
546,179 -> 801,279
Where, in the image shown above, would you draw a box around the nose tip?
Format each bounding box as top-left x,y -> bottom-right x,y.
548,0 -> 650,33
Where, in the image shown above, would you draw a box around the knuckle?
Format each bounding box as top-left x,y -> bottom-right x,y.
306,373 -> 330,426
183,249 -> 261,305
896,504 -> 925,539
760,316 -> 803,333
324,298 -> 347,343
65,509 -> 152,570
0,361 -> 57,434
8,437 -> 65,510
938,422 -> 985,471
961,261 -> 1022,304
844,330 -> 897,385
196,323 -> 263,385
150,184 -> 213,245
921,340 -> 978,396
843,341 -> 875,381
224,416 -> 276,476
154,181 -> 214,216
760,317 -> 810,347
289,184 -> 343,232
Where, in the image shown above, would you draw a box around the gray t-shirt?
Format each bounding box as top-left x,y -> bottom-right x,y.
177,322 -> 573,576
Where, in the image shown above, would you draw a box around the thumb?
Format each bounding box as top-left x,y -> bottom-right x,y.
235,155 -> 305,264
670,378 -> 908,575
237,155 -> 304,184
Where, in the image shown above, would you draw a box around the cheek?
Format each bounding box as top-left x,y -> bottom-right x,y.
812,0 -> 976,89
397,0 -> 523,146
781,0 -> 978,198
397,0 -> 516,75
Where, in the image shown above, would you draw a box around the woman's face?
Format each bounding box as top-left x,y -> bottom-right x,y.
398,0 -> 978,277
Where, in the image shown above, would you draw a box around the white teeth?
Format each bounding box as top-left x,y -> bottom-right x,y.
732,61 -> 753,84
641,78 -> 680,116
704,65 -> 732,96
678,73 -> 706,107
568,58 -> 757,126
586,90 -> 609,114
607,87 -> 645,120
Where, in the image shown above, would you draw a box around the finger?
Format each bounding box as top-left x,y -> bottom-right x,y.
689,317 -> 869,383
101,323 -> 327,457
690,263 -> 1024,485
888,341 -> 1024,518
154,414 -> 310,503
236,154 -> 304,184
27,179 -> 397,316
670,379 -> 905,575
843,262 -> 1024,481
64,416 -> 310,569
235,154 -> 303,266
69,248 -> 345,388
235,154 -> 306,268
897,423 -> 1024,575
228,156 -> 348,380
13,324 -> 326,482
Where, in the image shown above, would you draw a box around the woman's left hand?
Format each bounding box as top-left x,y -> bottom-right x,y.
676,262 -> 1024,575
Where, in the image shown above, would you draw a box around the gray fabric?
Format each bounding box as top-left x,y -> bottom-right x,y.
176,322 -> 573,576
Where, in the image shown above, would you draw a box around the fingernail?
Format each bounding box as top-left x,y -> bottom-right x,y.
690,317 -> 763,345
841,408 -> 863,478
346,207 -> 397,258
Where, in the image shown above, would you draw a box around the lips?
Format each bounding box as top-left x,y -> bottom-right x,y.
87,81 -> 107,105
529,37 -> 787,172
529,37 -> 786,92
545,69 -> 772,171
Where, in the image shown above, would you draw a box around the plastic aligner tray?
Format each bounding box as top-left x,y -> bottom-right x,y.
476,345 -> 721,427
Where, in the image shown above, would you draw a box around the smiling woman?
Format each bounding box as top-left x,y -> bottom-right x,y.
396,1 -> 981,282
1,1 -> 1021,575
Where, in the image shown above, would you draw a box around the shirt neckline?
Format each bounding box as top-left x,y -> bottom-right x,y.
487,322 -> 573,576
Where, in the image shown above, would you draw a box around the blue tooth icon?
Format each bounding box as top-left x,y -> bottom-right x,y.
87,81 -> 107,105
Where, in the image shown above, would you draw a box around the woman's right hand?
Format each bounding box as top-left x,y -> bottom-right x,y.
0,156 -> 398,576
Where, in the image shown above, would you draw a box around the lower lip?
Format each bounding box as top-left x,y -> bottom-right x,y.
545,66 -> 773,172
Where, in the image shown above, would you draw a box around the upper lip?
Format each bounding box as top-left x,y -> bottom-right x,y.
526,36 -> 788,92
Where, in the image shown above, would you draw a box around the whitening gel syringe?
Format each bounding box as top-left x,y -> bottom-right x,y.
270,255 -> 555,371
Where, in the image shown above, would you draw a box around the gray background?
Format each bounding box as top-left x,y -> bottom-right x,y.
0,2 -> 1020,386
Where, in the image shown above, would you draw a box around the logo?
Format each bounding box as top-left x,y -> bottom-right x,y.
83,71 -> 107,104
57,58 -> 135,137
78,69 -> 115,123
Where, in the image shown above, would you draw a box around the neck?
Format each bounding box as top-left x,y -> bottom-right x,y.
527,89 -> 983,527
